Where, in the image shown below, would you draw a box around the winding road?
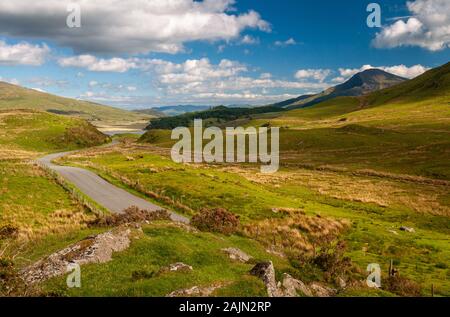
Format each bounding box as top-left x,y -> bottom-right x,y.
37,144 -> 189,224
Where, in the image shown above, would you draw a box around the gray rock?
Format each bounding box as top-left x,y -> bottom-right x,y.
281,274 -> 313,297
221,247 -> 252,263
249,261 -> 282,297
400,226 -> 415,233
168,262 -> 193,272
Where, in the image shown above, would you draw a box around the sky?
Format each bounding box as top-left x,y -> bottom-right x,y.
0,0 -> 449,109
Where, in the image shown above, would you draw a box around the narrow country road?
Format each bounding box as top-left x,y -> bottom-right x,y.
37,145 -> 189,224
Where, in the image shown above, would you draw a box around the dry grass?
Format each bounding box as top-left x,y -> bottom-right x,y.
223,165 -> 450,217
241,209 -> 350,258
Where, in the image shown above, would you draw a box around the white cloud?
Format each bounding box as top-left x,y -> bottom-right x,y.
336,64 -> 429,80
274,38 -> 297,46
240,35 -> 259,45
373,0 -> 450,51
295,69 -> 331,82
58,55 -> 139,73
0,0 -> 270,54
0,40 -> 49,66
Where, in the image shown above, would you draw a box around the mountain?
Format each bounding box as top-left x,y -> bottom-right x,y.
0,81 -> 150,123
277,69 -> 406,109
133,108 -> 166,118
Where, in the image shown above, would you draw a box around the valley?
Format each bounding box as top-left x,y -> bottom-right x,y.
1,62 -> 449,298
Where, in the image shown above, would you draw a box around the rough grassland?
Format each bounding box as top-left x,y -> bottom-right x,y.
0,110 -> 107,241
60,143 -> 450,296
42,222 -> 288,297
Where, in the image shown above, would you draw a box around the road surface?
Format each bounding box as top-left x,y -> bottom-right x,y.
37,147 -> 189,224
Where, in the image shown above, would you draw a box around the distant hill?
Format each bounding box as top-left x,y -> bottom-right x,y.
133,108 -> 166,118
0,82 -> 150,123
276,69 -> 406,110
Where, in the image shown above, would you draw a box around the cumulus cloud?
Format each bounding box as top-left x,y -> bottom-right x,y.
274,38 -> 297,47
0,0 -> 270,54
0,40 -> 49,66
336,64 -> 429,81
77,57 -> 329,107
240,35 -> 260,45
295,69 -> 331,82
373,0 -> 450,51
58,55 -> 141,72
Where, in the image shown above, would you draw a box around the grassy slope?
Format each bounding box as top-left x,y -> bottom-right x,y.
240,63 -> 450,180
0,110 -> 108,241
0,110 -> 110,153
60,146 -> 450,296
0,82 -> 150,123
42,222 -> 292,297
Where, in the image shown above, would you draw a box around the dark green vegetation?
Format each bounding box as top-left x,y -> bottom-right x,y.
146,105 -> 282,130
0,81 -> 150,123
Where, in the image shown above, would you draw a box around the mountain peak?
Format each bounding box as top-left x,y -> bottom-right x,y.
283,69 -> 407,109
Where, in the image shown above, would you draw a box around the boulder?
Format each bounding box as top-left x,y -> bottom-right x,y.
167,262 -> 193,272
249,261 -> 282,297
281,274 -> 313,297
400,226 -> 415,233
221,248 -> 252,263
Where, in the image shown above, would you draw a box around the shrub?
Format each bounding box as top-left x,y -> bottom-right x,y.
312,240 -> 353,283
191,208 -> 240,235
0,225 -> 19,240
88,206 -> 171,227
384,275 -> 422,297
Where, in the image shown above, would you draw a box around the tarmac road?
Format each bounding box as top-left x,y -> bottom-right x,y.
37,147 -> 189,224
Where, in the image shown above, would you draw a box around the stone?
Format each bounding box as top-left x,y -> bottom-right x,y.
168,262 -> 193,272
221,247 -> 252,263
309,282 -> 337,297
21,226 -> 134,285
400,226 -> 415,233
249,261 -> 282,297
167,283 -> 226,297
281,274 -> 313,297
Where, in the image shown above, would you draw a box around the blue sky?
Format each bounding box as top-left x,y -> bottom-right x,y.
0,0 -> 448,109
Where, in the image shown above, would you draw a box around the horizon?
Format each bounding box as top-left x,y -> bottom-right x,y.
0,0 -> 449,109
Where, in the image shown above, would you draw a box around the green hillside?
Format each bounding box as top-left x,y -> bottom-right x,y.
0,82 -> 150,124
0,109 -> 109,153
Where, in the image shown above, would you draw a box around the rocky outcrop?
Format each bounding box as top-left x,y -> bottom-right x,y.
400,226 -> 415,233
165,262 -> 193,273
281,274 -> 313,297
21,226 -> 134,285
221,248 -> 252,263
167,283 -> 227,297
250,262 -> 337,297
249,261 -> 282,297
